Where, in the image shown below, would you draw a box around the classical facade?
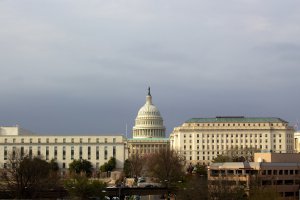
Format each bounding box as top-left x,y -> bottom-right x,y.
0,126 -> 127,175
208,153 -> 300,199
294,131 -> 300,153
128,88 -> 169,156
170,116 -> 295,165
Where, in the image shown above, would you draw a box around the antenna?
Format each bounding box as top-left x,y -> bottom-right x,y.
295,119 -> 299,131
126,123 -> 128,138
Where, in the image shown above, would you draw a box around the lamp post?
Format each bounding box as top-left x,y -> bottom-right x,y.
164,180 -> 169,200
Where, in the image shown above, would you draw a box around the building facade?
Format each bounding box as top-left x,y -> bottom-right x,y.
170,117 -> 295,165
293,131 -> 300,153
128,88 -> 169,156
0,126 -> 127,176
208,153 -> 300,199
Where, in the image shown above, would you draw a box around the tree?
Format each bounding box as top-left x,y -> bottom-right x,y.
64,174 -> 106,200
194,163 -> 207,175
248,176 -> 281,200
123,154 -> 145,178
208,178 -> 247,200
0,149 -> 60,199
249,187 -> 281,200
100,157 -> 116,172
226,147 -> 259,162
123,159 -> 131,177
49,159 -> 59,172
177,174 -> 208,200
213,147 -> 259,163
69,159 -> 93,177
212,155 -> 232,163
146,149 -> 185,187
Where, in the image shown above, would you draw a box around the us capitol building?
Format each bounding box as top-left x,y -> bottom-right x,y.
127,87 -> 169,156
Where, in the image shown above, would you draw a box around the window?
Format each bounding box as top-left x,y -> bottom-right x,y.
113,146 -> 116,158
38,138 -> 41,143
105,138 -> 108,143
88,146 -> 91,160
96,146 -> 99,160
46,138 -> 49,143
21,138 -> 24,143
54,146 -> 57,159
30,138 -> 32,143
63,146 -> 66,160
79,146 -> 82,159
71,146 -> 74,160
29,146 -> 32,157
12,146 -> 16,159
46,146 -> 49,160
4,146 -> 7,160
104,146 -> 108,160
96,138 -> 99,143
38,146 -> 41,156
80,138 -> 83,143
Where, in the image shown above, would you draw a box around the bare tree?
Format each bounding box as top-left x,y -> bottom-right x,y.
177,174 -> 208,200
0,149 -> 60,199
213,147 -> 260,163
146,149 -> 185,187
208,178 -> 247,200
123,154 -> 146,178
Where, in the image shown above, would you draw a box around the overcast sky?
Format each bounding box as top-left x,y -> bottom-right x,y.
1,0 -> 300,136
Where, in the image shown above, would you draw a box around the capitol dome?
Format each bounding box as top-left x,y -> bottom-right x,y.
133,88 -> 166,138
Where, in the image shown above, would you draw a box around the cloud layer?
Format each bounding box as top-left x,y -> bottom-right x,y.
1,0 -> 300,135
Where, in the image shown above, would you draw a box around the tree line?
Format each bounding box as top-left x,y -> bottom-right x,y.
0,149 -> 114,199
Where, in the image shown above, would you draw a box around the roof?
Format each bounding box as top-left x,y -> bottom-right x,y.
209,162 -> 300,170
128,138 -> 169,141
209,162 -> 261,170
186,117 -> 287,123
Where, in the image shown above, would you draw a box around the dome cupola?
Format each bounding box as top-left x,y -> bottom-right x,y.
133,87 -> 166,138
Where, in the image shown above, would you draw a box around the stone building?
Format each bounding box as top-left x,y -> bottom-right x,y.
208,152 -> 300,199
170,116 -> 295,165
293,131 -> 300,152
127,88 -> 169,156
0,126 -> 127,176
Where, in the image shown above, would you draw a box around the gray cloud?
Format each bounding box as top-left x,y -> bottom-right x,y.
1,0 -> 300,135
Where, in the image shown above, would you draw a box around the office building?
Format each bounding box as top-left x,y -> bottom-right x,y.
170,117 -> 295,164
208,152 -> 300,199
0,126 -> 127,176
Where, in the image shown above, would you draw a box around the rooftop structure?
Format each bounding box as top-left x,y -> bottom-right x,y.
208,153 -> 300,199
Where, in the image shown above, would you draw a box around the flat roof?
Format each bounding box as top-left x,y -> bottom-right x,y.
186,117 -> 287,123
